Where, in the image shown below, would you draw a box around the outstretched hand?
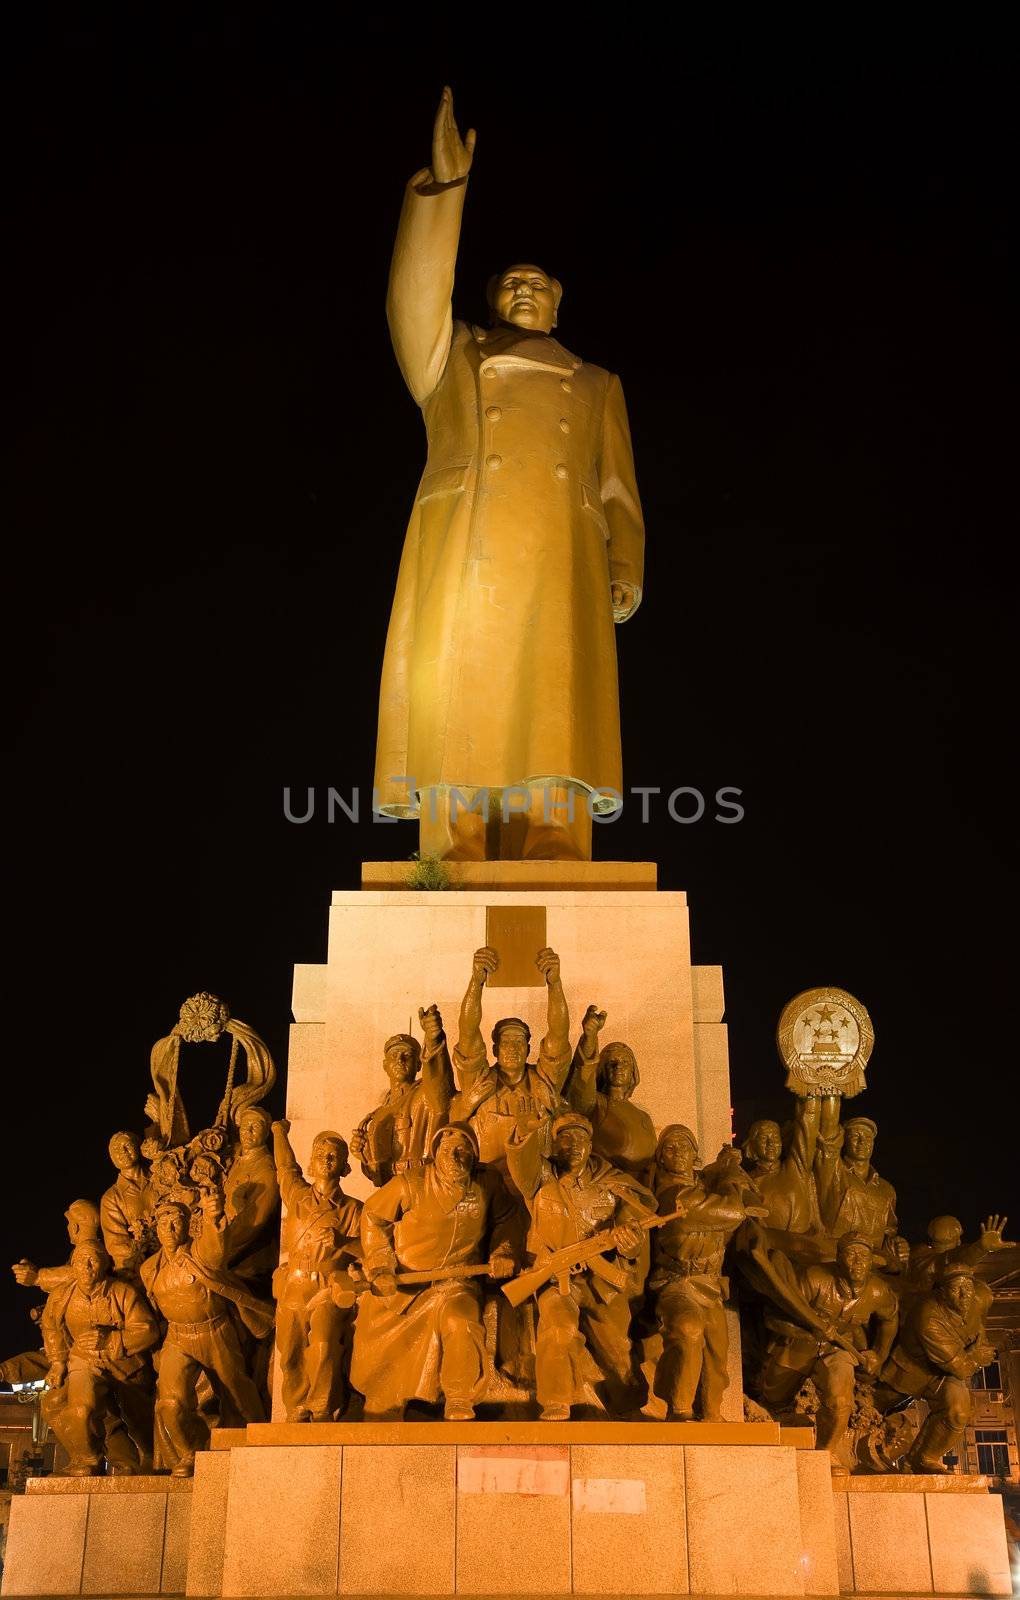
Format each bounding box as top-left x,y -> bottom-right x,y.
431,86 -> 476,185
979,1214 -> 1010,1251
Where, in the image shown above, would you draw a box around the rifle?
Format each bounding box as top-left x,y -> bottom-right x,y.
502,1207 -> 686,1309
324,1259 -> 499,1309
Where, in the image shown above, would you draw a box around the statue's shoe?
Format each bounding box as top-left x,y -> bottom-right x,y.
540,1405 -> 571,1421
444,1402 -> 476,1421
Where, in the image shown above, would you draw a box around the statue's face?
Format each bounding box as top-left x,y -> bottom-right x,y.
109,1132 -> 140,1171
495,1027 -> 529,1080
491,265 -> 560,334
156,1208 -> 189,1251
311,1139 -> 347,1184
602,1049 -> 635,1094
941,1274 -> 975,1317
749,1122 -> 782,1164
384,1041 -> 419,1085
658,1131 -> 697,1180
553,1124 -> 592,1173
238,1113 -> 268,1151
844,1124 -> 875,1163
837,1241 -> 873,1291
73,1244 -> 106,1294
434,1132 -> 475,1183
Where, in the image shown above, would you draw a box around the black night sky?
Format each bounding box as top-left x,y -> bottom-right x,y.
3,12 -> 1014,1356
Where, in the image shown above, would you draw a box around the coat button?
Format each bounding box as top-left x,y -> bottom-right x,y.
560,379 -> 572,392
559,418 -> 570,432
554,463 -> 568,479
487,454 -> 502,469
486,406 -> 502,421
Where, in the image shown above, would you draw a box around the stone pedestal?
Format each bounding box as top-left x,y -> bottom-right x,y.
0,1476 -> 192,1597
832,1474 -> 1012,1596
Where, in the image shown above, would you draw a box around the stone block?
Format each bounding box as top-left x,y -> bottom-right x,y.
795,1452 -> 839,1596
570,1443 -> 687,1594
221,1445 -> 342,1597
456,1444 -> 570,1594
925,1490 -> 1012,1596
81,1489 -> 167,1595
0,1492 -> 88,1596
186,1451 -> 230,1597
846,1490 -> 932,1593
338,1444 -> 455,1594
684,1444 -> 805,1595
162,1490 -> 193,1594
831,1488 -> 853,1594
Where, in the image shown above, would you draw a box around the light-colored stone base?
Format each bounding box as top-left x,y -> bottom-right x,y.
832,1475 -> 1012,1596
0,1477 -> 191,1597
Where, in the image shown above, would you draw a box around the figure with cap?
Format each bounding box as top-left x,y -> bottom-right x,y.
452,945 -> 571,1173
755,1232 -> 899,1471
352,1123 -> 519,1419
741,1093 -> 828,1247
270,1121 -> 363,1423
565,1005 -> 657,1179
814,1106 -> 905,1267
41,1238 -> 159,1477
506,1109 -> 656,1420
648,1126 -> 767,1421
222,1105 -> 281,1287
12,1198 -> 104,1294
350,1004 -> 454,1187
906,1212 -> 1010,1297
873,1257 -> 997,1473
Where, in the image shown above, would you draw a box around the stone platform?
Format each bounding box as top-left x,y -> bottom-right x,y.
3,1432 -> 1009,1598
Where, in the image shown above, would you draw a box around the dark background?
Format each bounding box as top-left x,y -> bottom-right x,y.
3,11 -> 1014,1355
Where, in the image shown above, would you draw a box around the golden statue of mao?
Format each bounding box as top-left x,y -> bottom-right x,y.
375,88 -> 645,861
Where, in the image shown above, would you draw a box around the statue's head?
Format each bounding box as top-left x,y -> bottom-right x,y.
383,1034 -> 421,1087
487,264 -> 562,334
656,1124 -> 699,1183
742,1119 -> 783,1167
309,1131 -> 349,1186
64,1198 -> 101,1246
596,1042 -> 639,1098
836,1233 -> 874,1292
156,1200 -> 192,1252
927,1215 -> 963,1252
843,1117 -> 877,1164
551,1113 -> 593,1175
492,1018 -> 531,1082
432,1123 -> 478,1184
72,1239 -> 111,1294
237,1106 -> 272,1152
936,1260 -> 976,1317
108,1130 -> 141,1172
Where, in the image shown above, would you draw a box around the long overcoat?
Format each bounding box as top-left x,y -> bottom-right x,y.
374,174 -> 644,817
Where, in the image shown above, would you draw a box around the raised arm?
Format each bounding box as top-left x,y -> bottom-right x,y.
272,1119 -> 310,1212
564,1005 -> 606,1116
455,947 -> 498,1081
419,1003 -> 455,1114
387,86 -> 475,406
536,948 -> 570,1090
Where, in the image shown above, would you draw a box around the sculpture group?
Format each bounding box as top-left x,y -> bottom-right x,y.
5,969 -> 1007,1480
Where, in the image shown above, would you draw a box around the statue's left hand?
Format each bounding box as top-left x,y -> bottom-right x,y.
419,1003 -> 443,1043
979,1213 -> 1010,1251
611,581 -> 639,621
431,86 -> 476,185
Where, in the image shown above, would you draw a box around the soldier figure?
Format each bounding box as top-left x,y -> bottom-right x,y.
352,1124 -> 518,1419
565,1005 -> 657,1178
271,1122 -> 363,1422
12,1200 -> 103,1294
756,1233 -> 899,1470
814,1106 -> 904,1265
649,1127 -> 765,1421
875,1260 -> 995,1473
506,1111 -> 655,1420
41,1240 -> 159,1477
350,1005 -> 454,1187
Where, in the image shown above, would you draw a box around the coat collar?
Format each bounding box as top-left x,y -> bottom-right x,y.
471,323 -> 580,375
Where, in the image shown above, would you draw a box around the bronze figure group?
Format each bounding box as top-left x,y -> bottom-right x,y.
4,973 -> 1008,1480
